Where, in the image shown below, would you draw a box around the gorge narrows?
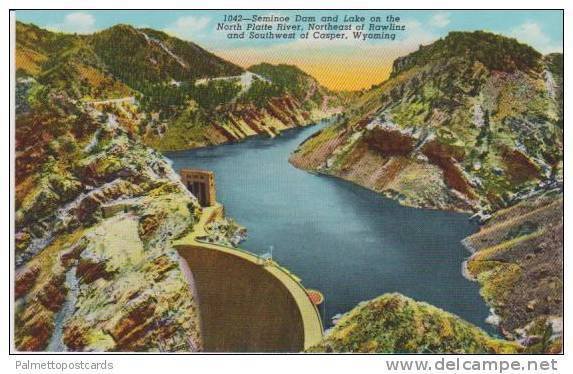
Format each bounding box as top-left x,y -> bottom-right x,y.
166,120 -> 493,334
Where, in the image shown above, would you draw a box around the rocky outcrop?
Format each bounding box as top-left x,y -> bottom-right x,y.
363,126 -> 416,155
76,258 -> 114,284
463,190 -> 563,353
15,266 -> 39,299
36,275 -> 67,312
308,293 -> 519,353
292,32 -> 562,214
15,90 -> 203,352
108,297 -> 157,350
421,140 -> 476,199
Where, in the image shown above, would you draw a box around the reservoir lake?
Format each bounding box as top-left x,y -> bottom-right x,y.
166,120 -> 492,332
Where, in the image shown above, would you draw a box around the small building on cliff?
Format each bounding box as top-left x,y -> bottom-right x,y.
180,168 -> 217,207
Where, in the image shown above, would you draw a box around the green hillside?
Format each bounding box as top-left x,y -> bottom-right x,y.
308,294 -> 519,353
292,31 -> 563,214
89,25 -> 243,89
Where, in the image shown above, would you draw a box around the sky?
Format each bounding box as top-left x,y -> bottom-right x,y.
16,10 -> 563,91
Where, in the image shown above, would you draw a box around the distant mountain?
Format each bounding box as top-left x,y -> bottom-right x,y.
16,22 -> 242,89
16,21 -> 338,151
88,24 -> 244,89
291,31 -> 563,214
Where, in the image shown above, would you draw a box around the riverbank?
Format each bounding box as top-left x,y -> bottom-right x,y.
462,189 -> 563,352
165,121 -> 491,334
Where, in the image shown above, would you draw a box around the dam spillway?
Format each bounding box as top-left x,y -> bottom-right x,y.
176,243 -> 323,352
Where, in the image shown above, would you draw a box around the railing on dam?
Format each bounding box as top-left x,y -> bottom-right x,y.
174,206 -> 324,352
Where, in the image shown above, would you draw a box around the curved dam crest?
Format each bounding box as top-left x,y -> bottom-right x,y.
166,120 -> 493,351
176,243 -> 318,352
175,205 -> 323,352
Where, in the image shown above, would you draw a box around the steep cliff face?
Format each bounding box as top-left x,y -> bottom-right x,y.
296,31 -> 563,353
142,64 -> 339,151
15,85 -> 202,351
463,190 -> 563,353
291,31 -> 563,214
308,294 -> 519,354
16,22 -> 338,153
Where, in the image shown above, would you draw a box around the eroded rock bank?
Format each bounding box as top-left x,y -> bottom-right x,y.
463,190 -> 563,353
15,92 -> 202,352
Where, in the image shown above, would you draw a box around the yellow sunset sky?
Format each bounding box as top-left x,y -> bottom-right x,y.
217,48 -> 398,91
213,36 -> 426,91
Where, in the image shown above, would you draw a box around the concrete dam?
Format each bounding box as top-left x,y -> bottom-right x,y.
174,169 -> 323,352
177,243 -> 323,352
173,171 -> 323,352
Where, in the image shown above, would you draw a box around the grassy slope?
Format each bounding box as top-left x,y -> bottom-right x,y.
308,294 -> 519,353
292,31 -> 563,214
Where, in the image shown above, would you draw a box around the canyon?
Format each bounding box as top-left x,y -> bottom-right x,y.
14,22 -> 563,353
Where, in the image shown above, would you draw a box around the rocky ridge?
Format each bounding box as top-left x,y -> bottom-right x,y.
294,31 -> 563,353
291,32 -> 563,215
15,86 -> 203,351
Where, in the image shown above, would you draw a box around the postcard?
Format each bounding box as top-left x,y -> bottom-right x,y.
12,9 -> 563,355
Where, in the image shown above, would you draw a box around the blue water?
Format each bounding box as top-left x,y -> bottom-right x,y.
166,120 -> 492,332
